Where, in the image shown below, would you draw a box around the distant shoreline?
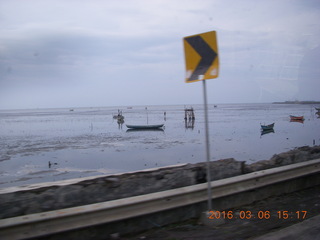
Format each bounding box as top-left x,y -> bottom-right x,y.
273,101 -> 320,104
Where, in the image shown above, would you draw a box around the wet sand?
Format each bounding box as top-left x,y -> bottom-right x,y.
1,104 -> 319,188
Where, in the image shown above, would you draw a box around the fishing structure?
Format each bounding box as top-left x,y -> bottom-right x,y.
184,107 -> 195,130
184,107 -> 195,120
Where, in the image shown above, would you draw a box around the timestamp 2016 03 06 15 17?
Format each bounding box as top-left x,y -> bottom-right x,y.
208,210 -> 307,220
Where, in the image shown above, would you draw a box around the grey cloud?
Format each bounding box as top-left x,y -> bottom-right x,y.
1,0 -> 320,109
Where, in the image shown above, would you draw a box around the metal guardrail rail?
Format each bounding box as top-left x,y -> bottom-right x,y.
0,158 -> 319,240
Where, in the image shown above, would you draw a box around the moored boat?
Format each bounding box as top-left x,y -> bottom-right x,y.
260,123 -> 274,131
290,115 -> 304,121
126,124 -> 164,130
126,128 -> 164,132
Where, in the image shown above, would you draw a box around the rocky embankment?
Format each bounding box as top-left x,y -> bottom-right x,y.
244,145 -> 320,172
0,145 -> 319,219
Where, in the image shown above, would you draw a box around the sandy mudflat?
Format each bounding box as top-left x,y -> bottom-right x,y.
1,104 -> 319,188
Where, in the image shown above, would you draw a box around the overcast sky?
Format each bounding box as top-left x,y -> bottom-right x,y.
1,0 -> 320,109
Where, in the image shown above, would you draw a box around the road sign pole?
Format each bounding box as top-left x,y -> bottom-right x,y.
202,79 -> 212,210
183,30 -> 218,212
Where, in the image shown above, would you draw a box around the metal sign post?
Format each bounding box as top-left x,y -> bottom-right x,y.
202,79 -> 212,210
183,31 -> 219,211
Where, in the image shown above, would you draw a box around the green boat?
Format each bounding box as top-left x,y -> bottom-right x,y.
126,128 -> 164,132
260,123 -> 274,131
126,124 -> 164,130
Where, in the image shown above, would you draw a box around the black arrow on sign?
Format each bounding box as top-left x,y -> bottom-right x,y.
185,35 -> 217,81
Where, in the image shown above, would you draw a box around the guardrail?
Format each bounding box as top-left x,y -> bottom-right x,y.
1,158 -> 320,240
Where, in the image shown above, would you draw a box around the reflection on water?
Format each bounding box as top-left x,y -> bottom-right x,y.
117,118 -> 124,129
185,118 -> 195,130
290,119 -> 305,124
0,103 -> 320,188
261,129 -> 275,136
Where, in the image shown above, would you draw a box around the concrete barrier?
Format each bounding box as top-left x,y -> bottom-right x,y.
0,158 -> 244,219
0,158 -> 319,240
1,145 -> 320,221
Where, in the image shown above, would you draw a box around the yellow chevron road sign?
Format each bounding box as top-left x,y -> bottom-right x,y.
183,31 -> 219,83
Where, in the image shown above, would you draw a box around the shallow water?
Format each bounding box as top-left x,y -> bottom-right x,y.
0,103 -> 319,188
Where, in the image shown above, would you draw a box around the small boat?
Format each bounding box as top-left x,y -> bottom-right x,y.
260,123 -> 274,131
126,128 -> 164,132
290,115 -> 304,121
315,107 -> 320,111
126,124 -> 164,130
